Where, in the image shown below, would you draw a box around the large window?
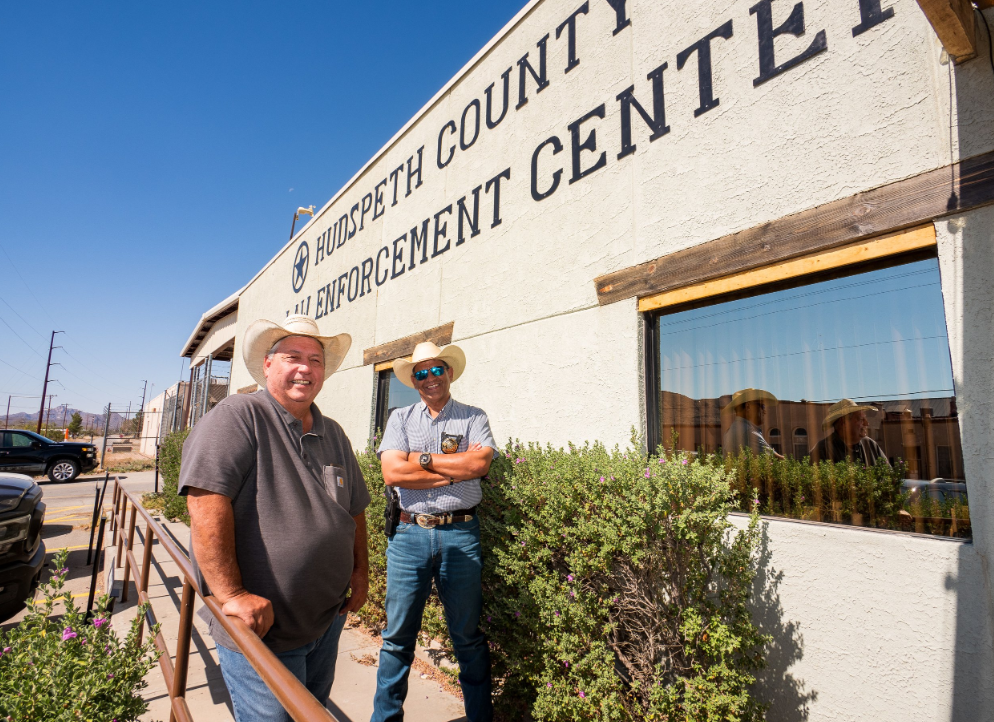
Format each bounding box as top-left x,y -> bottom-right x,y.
374,368 -> 421,433
648,254 -> 969,539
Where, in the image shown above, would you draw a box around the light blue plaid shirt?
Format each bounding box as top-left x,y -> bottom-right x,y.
377,397 -> 497,514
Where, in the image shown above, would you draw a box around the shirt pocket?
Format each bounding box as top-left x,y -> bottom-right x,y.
322,464 -> 352,513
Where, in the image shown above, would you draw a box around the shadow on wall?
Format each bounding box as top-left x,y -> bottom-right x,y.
751,522 -> 816,722
949,14 -> 994,718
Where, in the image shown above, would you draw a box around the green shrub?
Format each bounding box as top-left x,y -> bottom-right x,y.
159,429 -> 190,523
361,436 -> 769,721
0,550 -> 160,721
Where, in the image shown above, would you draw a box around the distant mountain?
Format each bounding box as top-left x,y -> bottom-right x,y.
2,406 -> 129,432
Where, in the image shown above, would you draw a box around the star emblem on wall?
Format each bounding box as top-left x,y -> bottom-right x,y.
292,241 -> 309,293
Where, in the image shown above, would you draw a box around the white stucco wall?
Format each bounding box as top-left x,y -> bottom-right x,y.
216,1 -> 994,719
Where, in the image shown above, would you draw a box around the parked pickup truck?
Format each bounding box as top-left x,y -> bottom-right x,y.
0,472 -> 45,622
0,429 -> 98,482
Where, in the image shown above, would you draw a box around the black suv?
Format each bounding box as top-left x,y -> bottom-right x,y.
0,430 -> 98,483
0,472 -> 45,622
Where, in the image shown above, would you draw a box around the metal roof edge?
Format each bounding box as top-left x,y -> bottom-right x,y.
180,288 -> 243,358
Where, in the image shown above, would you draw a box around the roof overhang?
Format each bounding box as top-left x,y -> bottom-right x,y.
181,289 -> 241,359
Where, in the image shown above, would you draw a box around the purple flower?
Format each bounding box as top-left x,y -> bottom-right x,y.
93,617 -> 107,629
579,691 -> 586,698
681,459 -> 688,465
599,476 -> 605,482
564,661 -> 569,667
62,627 -> 77,641
487,616 -> 492,622
644,470 -> 651,478
547,682 -> 553,688
107,673 -> 115,679
567,574 -> 574,582
658,458 -> 666,464
555,610 -> 560,617
521,541 -> 526,547
57,567 -> 68,575
570,591 -> 575,598
514,612 -> 521,617
2,647 -> 9,654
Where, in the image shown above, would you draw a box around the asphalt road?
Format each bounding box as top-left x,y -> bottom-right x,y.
2,470 -> 160,627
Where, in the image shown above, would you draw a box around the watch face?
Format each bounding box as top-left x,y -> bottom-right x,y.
420,453 -> 432,466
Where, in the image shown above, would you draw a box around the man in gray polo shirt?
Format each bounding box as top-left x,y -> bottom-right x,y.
180,315 -> 370,722
371,341 -> 496,722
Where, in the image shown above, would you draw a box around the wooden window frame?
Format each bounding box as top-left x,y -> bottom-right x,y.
643,224 -> 938,451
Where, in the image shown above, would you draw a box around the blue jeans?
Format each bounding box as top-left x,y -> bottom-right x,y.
217,611 -> 348,722
371,517 -> 492,722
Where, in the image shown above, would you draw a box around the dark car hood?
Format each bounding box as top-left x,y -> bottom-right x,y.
0,473 -> 37,502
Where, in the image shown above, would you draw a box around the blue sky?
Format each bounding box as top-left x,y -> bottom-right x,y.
0,1 -> 525,418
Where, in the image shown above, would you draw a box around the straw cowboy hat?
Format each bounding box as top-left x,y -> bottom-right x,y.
722,388 -> 778,415
822,399 -> 877,430
392,341 -> 466,389
242,315 -> 351,387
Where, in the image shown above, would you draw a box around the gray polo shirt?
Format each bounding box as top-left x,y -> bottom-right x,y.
178,389 -> 369,653
377,398 -> 496,514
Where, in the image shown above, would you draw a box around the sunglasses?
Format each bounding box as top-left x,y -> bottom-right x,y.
413,365 -> 447,381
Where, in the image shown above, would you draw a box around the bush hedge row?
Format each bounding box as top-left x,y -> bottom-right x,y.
159,429 -> 769,721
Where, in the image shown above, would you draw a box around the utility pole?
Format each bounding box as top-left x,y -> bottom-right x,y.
36,330 -> 63,433
44,394 -> 54,434
4,396 -> 9,429
100,403 -> 111,469
138,379 -> 148,439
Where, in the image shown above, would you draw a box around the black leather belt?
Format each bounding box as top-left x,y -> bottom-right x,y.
400,507 -> 477,528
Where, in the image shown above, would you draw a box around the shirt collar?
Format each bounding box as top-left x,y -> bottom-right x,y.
260,387 -> 324,436
418,396 -> 455,420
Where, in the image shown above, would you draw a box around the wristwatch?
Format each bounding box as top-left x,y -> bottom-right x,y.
419,452 -> 432,470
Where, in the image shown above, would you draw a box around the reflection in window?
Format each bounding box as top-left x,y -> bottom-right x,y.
653,256 -> 969,538
374,368 -> 422,434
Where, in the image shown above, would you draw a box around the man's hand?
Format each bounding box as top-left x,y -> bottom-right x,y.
221,591 -> 275,638
340,569 -> 368,616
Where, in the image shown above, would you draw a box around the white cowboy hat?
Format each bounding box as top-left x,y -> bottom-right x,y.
822,399 -> 877,430
242,315 -> 351,387
392,341 -> 466,389
722,388 -> 778,415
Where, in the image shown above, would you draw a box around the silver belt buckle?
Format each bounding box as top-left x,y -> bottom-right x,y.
417,513 -> 441,529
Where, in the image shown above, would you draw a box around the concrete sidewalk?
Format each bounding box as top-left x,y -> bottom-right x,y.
106,517 -> 467,722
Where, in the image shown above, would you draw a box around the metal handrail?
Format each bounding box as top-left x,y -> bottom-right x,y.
107,477 -> 340,722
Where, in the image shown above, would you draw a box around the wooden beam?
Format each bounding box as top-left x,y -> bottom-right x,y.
595,149 -> 994,306
638,225 -> 936,312
363,321 -> 455,366
916,0 -> 977,61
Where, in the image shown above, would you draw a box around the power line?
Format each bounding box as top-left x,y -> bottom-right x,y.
0,294 -> 46,341
0,314 -> 45,357
0,242 -> 55,325
0,355 -> 42,380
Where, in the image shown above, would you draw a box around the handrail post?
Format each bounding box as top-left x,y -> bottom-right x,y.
110,480 -> 120,532
171,578 -> 196,722
116,497 -> 128,569
121,506 -> 137,602
137,522 -> 154,643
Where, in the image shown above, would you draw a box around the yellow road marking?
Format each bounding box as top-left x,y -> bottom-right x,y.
46,504 -> 88,513
44,515 -> 87,524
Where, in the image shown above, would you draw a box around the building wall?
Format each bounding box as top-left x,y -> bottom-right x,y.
220,1 -> 994,719
140,390 -> 166,457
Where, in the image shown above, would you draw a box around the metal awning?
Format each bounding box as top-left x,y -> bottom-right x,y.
180,289 -> 241,359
